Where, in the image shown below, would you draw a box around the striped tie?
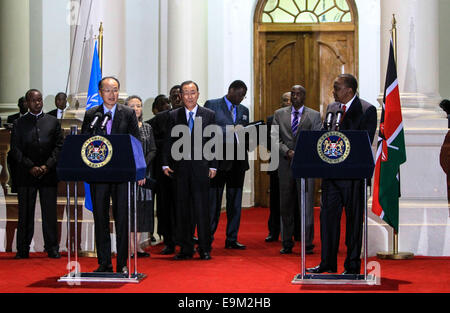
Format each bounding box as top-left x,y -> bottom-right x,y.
292,110 -> 299,136
188,111 -> 194,133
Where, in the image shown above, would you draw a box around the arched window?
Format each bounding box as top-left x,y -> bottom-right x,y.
261,0 -> 353,24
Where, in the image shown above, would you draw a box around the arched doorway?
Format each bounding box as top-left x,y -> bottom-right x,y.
253,0 -> 359,207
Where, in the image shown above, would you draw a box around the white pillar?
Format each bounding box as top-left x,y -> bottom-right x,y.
380,0 -> 441,110
0,0 -> 30,117
372,0 -> 450,257
167,0 -> 208,104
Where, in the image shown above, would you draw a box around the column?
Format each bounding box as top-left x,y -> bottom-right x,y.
166,0 -> 208,104
380,0 -> 442,111
0,0 -> 30,118
66,0 -> 126,123
372,0 -> 450,257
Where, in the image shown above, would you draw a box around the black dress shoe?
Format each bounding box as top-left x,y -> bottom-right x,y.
47,250 -> 61,259
161,246 -> 175,255
192,236 -> 199,244
14,252 -> 29,259
119,266 -> 129,275
265,235 -> 278,242
280,247 -> 293,254
199,251 -> 212,260
225,240 -> 246,250
93,264 -> 113,272
306,265 -> 337,274
137,251 -> 150,258
174,253 -> 193,260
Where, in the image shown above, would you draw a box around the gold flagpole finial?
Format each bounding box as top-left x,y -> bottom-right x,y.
391,14 -> 398,63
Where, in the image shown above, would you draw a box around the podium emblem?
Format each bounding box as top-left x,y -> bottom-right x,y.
81,136 -> 113,168
317,131 -> 351,164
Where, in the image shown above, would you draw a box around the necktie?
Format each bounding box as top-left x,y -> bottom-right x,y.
230,105 -> 236,124
340,104 -> 347,123
188,111 -> 194,133
292,110 -> 299,136
106,112 -> 112,134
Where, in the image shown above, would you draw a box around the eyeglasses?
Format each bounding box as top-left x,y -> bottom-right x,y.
101,89 -> 119,94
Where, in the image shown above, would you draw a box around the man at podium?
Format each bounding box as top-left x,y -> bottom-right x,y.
81,76 -> 141,274
307,74 -> 377,275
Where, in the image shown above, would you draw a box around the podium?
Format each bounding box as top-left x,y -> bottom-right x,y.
56,134 -> 147,283
290,130 -> 377,285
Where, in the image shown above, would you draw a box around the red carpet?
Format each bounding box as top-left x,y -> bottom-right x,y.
0,207 -> 449,293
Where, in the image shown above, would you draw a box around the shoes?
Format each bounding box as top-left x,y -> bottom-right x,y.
306,264 -> 337,274
119,266 -> 129,275
14,252 -> 29,259
137,251 -> 150,258
342,269 -> 360,275
150,236 -> 157,243
161,246 -> 175,255
305,245 -> 315,255
225,240 -> 246,250
199,251 -> 212,260
280,247 -> 293,254
93,264 -> 113,273
192,236 -> 199,244
174,253 -> 193,260
265,235 -> 278,242
47,250 -> 61,259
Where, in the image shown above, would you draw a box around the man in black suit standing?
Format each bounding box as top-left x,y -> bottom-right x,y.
10,89 -> 64,259
81,77 -> 142,274
47,92 -> 67,120
204,80 -> 249,250
6,96 -> 27,125
147,85 -> 183,255
162,81 -> 216,260
307,74 -> 377,275
265,91 -> 291,243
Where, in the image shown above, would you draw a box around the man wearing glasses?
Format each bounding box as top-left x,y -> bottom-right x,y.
81,76 -> 142,274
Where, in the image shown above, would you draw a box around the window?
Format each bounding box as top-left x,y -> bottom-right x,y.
262,0 -> 352,23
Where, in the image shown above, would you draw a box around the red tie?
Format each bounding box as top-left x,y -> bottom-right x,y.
341,105 -> 347,120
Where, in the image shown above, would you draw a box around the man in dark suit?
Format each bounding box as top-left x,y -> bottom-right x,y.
147,85 -> 182,255
272,86 -> 322,255
81,77 -> 142,274
10,89 -> 64,259
204,80 -> 249,250
47,92 -> 67,119
307,74 -> 377,275
6,96 -> 27,125
162,81 -> 216,260
265,91 -> 291,243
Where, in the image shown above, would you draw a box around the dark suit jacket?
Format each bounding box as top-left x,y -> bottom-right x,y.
47,109 -> 57,117
147,110 -> 171,180
10,113 -> 64,187
204,97 -> 250,172
162,106 -> 217,179
81,103 -> 141,140
7,113 -> 21,124
326,96 -> 377,144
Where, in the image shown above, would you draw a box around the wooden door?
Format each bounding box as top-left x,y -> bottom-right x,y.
254,31 -> 356,208
255,32 -> 319,208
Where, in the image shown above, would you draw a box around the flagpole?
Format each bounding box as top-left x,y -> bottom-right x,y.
98,22 -> 104,73
377,15 -> 413,260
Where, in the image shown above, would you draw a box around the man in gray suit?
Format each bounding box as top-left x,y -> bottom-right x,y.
271,85 -> 322,254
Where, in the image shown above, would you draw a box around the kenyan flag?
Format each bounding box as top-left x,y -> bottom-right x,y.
371,39 -> 407,232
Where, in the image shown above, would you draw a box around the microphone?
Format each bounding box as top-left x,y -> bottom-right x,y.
100,111 -> 112,130
324,112 -> 334,130
335,110 -> 344,131
89,112 -> 103,130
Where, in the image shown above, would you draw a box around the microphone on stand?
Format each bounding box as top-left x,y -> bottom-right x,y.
335,110 -> 344,131
324,112 -> 334,131
89,112 -> 103,131
100,111 -> 112,131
